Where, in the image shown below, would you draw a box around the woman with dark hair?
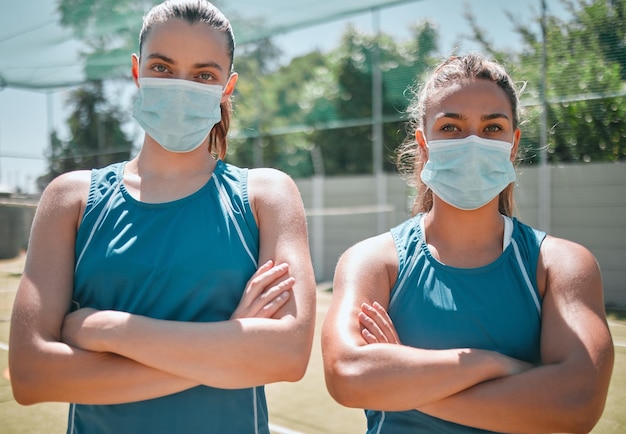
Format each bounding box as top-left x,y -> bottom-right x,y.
322,53 -> 614,433
9,1 -> 316,433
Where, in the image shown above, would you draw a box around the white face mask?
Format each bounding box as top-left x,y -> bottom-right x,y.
132,77 -> 223,153
421,135 -> 516,210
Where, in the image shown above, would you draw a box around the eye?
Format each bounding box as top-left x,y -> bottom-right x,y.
151,64 -> 169,74
198,71 -> 216,81
484,124 -> 504,133
440,124 -> 460,132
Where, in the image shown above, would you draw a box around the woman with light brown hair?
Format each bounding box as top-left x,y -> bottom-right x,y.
322,53 -> 613,433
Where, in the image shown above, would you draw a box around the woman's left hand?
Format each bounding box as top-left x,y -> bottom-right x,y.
358,301 -> 400,344
230,260 -> 295,320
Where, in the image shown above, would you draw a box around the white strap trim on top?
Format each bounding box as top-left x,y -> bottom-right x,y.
253,387 -> 259,434
212,172 -> 258,268
502,215 -> 513,250
511,238 -> 542,315
388,227 -> 425,309
375,411 -> 386,434
75,179 -> 122,271
68,403 -> 76,433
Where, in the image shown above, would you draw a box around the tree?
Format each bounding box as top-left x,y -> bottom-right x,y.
38,82 -> 134,190
303,22 -> 439,176
464,0 -> 626,163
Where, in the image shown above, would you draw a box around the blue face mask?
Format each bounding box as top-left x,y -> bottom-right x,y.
132,77 -> 223,153
421,135 -> 516,210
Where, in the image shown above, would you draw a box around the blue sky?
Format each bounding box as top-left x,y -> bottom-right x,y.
0,0 -> 559,193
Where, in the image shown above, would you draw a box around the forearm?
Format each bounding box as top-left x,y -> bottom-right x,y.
418,358 -> 611,433
324,343 -> 517,410
10,339 -> 197,405
91,312 -> 311,388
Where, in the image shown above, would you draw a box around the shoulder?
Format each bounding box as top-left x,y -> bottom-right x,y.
541,235 -> 599,272
336,232 -> 398,289
343,232 -> 396,261
32,170 -> 92,234
248,167 -> 297,192
247,168 -> 301,210
40,170 -> 91,210
539,235 -> 602,299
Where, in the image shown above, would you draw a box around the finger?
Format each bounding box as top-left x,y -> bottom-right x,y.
257,290 -> 291,319
249,262 -> 290,291
371,301 -> 400,343
247,276 -> 295,317
240,262 -> 289,304
361,303 -> 398,344
358,311 -> 388,343
361,327 -> 378,344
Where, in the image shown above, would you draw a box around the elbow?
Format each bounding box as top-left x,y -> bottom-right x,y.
9,368 -> 43,406
9,348 -> 56,406
277,321 -> 315,383
279,342 -> 312,382
323,358 -> 369,408
560,356 -> 614,433
559,393 -> 608,433
556,405 -> 602,434
274,350 -> 309,383
552,379 -> 611,433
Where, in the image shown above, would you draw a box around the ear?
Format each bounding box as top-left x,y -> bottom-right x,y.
221,72 -> 238,103
131,54 -> 140,87
415,129 -> 428,160
511,128 -> 521,161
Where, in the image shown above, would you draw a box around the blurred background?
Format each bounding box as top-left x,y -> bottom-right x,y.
3,0 -> 624,191
0,2 -> 625,433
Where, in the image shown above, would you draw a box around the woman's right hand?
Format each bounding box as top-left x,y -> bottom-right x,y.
230,260 -> 295,320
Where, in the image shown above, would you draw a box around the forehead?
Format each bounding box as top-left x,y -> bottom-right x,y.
425,79 -> 513,121
141,18 -> 231,69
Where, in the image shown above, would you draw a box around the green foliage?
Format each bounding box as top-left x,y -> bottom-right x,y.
58,0 -> 156,80
39,82 -> 134,190
465,0 -> 626,163
50,0 -> 626,182
226,22 -> 440,177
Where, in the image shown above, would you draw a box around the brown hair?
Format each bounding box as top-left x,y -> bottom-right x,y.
397,54 -> 523,216
139,0 -> 235,159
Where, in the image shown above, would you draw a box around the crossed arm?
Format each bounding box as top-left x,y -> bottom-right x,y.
321,233 -> 614,433
9,168 -> 316,405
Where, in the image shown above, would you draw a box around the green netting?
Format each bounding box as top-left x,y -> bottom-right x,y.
0,0 -> 419,90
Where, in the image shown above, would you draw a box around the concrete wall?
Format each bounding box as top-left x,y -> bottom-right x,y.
296,162 -> 626,309
2,162 -> 624,309
0,201 -> 37,259
514,163 -> 626,309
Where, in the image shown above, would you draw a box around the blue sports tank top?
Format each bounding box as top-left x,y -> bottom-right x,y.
366,214 -> 546,433
70,160 -> 267,434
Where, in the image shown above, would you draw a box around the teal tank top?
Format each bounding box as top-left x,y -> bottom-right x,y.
70,161 -> 267,434
366,214 -> 546,434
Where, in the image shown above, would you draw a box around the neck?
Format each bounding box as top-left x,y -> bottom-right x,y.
122,137 -> 217,203
132,136 -> 217,178
422,198 -> 505,267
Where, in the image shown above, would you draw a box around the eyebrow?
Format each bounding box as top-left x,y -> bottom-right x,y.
145,53 -> 224,71
481,113 -> 511,122
437,112 -> 465,121
436,112 -> 510,121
